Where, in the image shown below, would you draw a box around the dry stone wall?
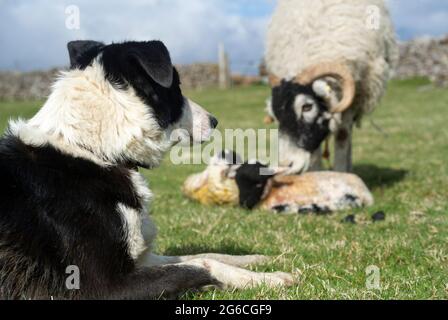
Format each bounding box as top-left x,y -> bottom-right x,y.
0,64 -> 220,101
1,36 -> 448,100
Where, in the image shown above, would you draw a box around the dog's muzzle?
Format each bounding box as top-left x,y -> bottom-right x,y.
171,99 -> 218,145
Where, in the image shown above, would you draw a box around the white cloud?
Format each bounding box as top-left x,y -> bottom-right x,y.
0,0 -> 447,73
0,0 -> 271,73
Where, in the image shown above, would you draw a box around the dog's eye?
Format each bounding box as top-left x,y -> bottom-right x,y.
303,104 -> 313,112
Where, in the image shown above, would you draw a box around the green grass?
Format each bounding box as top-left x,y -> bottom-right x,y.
1,78 -> 447,299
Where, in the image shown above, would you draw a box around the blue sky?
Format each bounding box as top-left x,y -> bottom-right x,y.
0,0 -> 447,74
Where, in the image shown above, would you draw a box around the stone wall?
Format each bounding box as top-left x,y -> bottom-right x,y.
0,68 -> 60,101
0,64 -> 220,101
1,36 -> 448,101
176,63 -> 219,89
395,35 -> 448,87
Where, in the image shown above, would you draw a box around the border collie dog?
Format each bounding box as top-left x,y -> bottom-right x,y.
0,41 -> 293,299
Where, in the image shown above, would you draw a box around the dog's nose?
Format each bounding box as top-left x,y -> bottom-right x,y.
209,116 -> 218,129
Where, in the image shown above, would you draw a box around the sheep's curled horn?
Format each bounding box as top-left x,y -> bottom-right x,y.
269,61 -> 356,114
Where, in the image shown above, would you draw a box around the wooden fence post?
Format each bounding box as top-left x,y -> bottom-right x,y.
218,43 -> 231,89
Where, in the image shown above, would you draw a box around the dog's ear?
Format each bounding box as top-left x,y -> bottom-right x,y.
67,40 -> 104,69
128,41 -> 174,88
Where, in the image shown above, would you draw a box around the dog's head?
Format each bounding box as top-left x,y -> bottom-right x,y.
63,40 -> 217,167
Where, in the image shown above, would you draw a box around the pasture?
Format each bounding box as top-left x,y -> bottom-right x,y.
0,78 -> 447,299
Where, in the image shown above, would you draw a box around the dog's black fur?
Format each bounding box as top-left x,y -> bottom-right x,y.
271,81 -> 331,152
0,41 -> 218,300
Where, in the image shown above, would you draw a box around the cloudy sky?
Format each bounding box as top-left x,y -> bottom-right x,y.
0,0 -> 447,74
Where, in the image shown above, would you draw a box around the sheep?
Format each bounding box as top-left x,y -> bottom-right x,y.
182,151 -> 374,214
264,0 -> 398,173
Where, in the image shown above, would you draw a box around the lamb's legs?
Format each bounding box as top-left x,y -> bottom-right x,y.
334,110 -> 354,172
140,253 -> 270,268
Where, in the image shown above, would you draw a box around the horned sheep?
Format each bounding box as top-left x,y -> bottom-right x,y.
265,0 -> 399,173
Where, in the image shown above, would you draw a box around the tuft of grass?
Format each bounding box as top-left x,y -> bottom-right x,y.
0,78 -> 447,299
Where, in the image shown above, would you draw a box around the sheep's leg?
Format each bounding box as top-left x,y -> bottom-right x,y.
334,110 -> 354,172
140,253 -> 270,268
309,146 -> 323,172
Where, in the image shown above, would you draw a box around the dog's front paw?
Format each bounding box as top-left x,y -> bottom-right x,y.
240,254 -> 271,266
263,272 -> 296,287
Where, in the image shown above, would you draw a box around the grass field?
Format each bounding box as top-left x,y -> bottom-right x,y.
0,78 -> 447,299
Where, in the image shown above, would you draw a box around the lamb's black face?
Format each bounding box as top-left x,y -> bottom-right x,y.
271,81 -> 331,152
235,162 -> 273,210
67,40 -> 183,129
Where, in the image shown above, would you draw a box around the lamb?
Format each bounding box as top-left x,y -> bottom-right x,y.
182,151 -> 374,214
264,0 -> 398,173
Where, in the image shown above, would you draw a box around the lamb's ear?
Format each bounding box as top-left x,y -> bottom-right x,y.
226,165 -> 243,179
129,41 -> 174,88
67,40 -> 104,69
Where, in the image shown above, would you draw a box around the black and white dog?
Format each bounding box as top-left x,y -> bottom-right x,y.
0,41 -> 293,299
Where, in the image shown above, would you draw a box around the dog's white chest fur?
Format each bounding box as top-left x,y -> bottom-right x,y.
117,171 -> 157,260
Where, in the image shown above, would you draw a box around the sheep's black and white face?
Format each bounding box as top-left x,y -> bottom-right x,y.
271,81 -> 330,151
268,80 -> 340,173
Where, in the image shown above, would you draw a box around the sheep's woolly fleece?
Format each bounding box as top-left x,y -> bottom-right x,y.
266,0 -> 399,115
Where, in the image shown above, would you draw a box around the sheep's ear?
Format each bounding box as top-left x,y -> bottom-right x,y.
67,40 -> 104,69
312,79 -> 339,108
